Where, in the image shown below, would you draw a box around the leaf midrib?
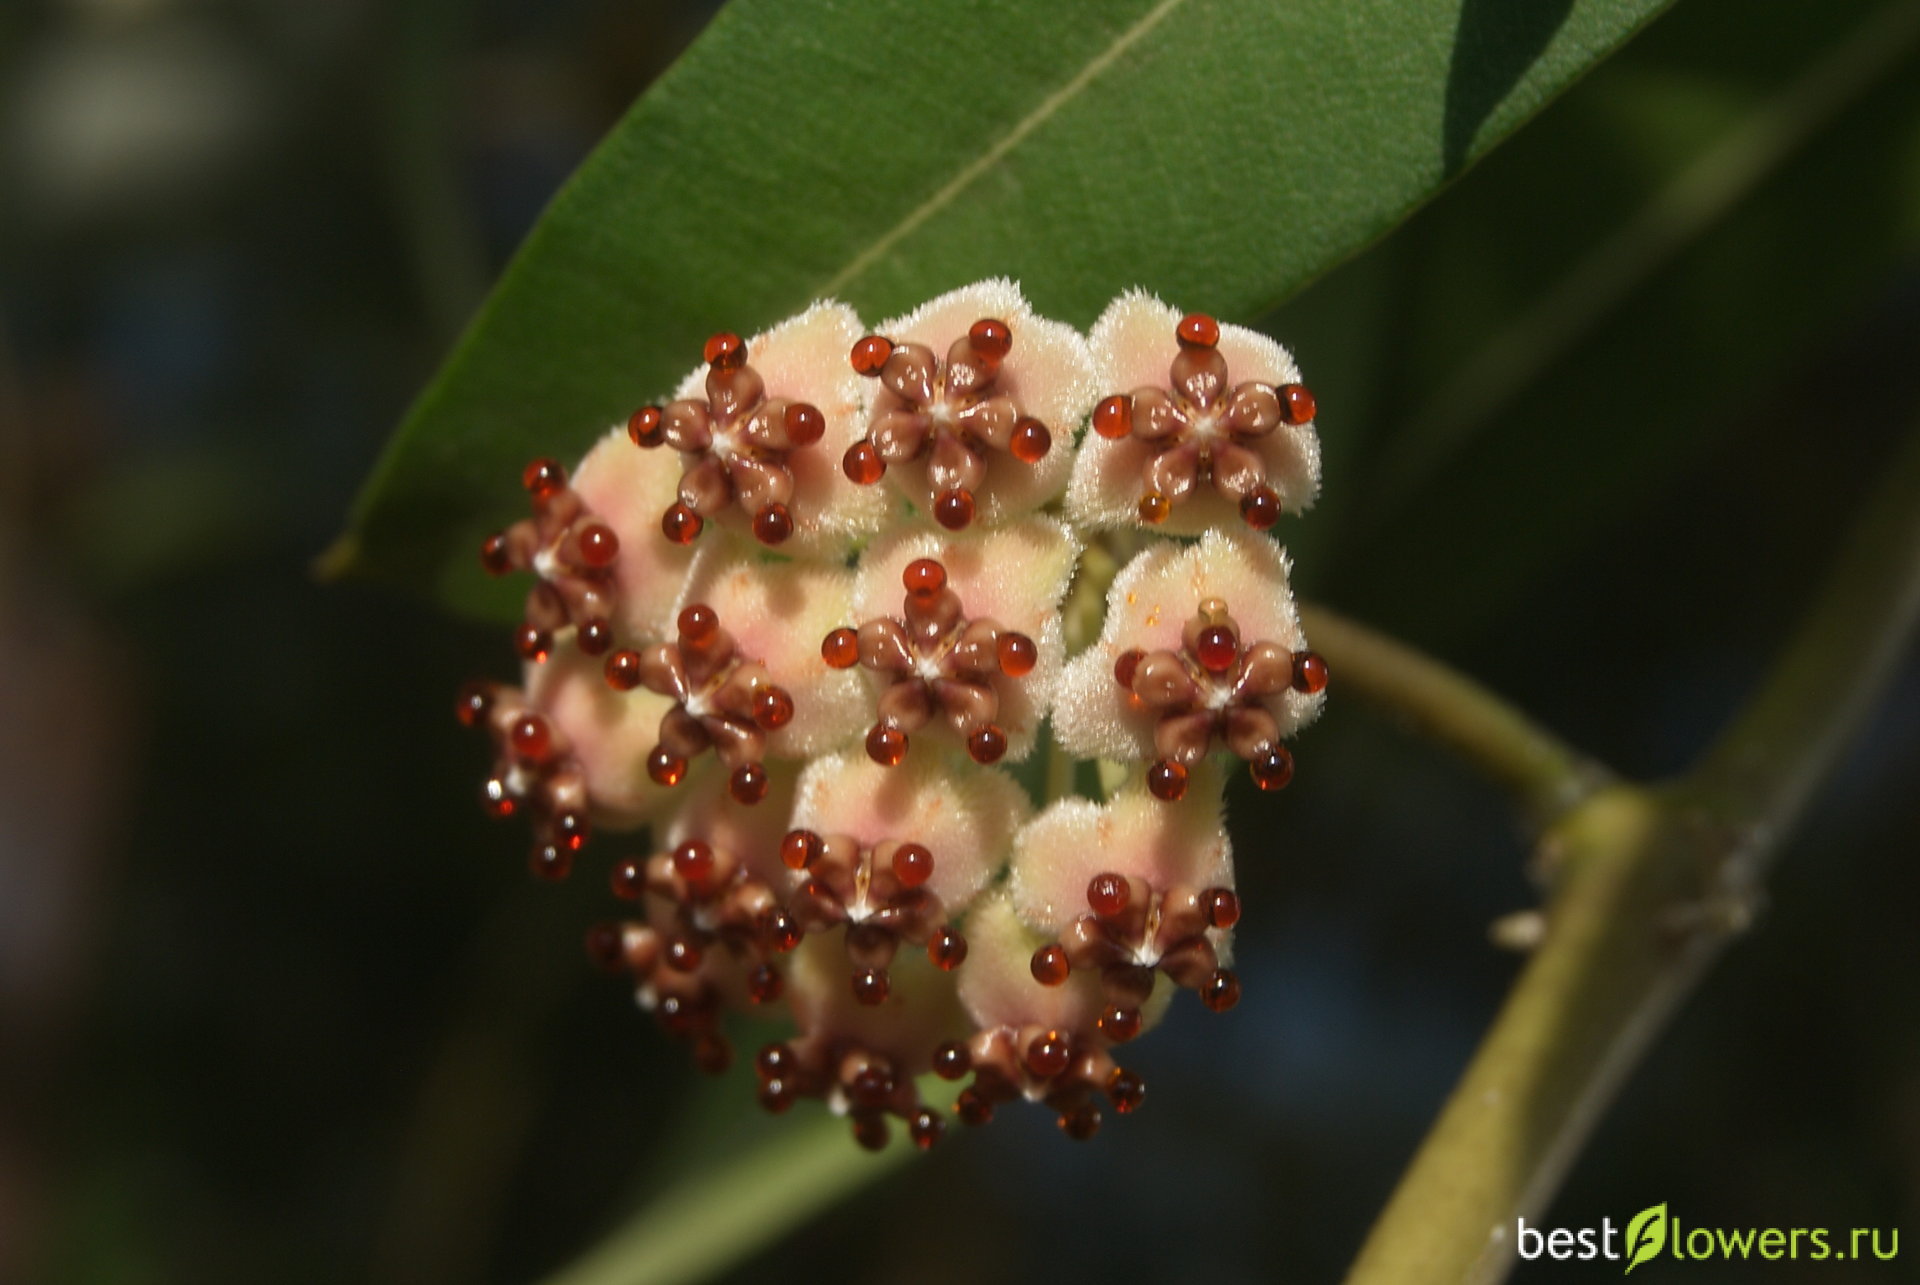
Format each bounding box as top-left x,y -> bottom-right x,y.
819,0 -> 1190,298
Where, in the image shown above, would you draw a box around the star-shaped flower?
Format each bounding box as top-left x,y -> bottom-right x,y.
456,646 -> 680,876
603,552 -> 867,802
479,456 -> 625,661
595,768 -> 799,1069
1051,530 -> 1327,799
841,280 -> 1097,530
1011,780 -> 1242,1034
780,751 -> 1028,1004
763,935 -> 969,1151
630,301 -> 884,555
824,518 -> 1078,767
562,424 -> 702,643
946,895 -> 1149,1139
1066,291 -> 1320,534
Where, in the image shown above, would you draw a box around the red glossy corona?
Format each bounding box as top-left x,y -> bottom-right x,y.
850,334 -> 894,375
1250,746 -> 1294,792
1009,417 -> 1051,463
1277,382 -> 1316,425
1204,887 -> 1242,929
780,828 -> 822,871
866,723 -> 907,766
934,488 -> 975,530
1201,969 -> 1242,1012
1030,943 -> 1070,986
577,522 -> 619,567
1147,759 -> 1188,801
1087,872 -> 1130,919
932,1041 -> 972,1080
703,331 -> 746,368
1195,625 -> 1239,674
1093,394 -> 1133,440
509,714 -> 552,763
522,457 -> 566,499
1176,312 -> 1220,348
729,762 -> 769,805
480,532 -> 513,576
647,748 -> 688,786
627,404 -> 665,448
996,632 -> 1037,677
1098,1005 -> 1142,1042
576,618 -> 612,655
752,503 -> 793,546
968,317 -> 1012,360
753,685 -> 794,730
661,502 -> 703,544
928,926 -> 967,971
677,602 -> 719,645
1240,485 -> 1281,531
1025,1030 -> 1072,1079
891,842 -> 934,887
903,558 -> 946,599
783,401 -> 825,446
851,967 -> 889,1005
672,838 -> 715,884
842,439 -> 885,484
966,725 -> 1007,764
604,649 -> 643,690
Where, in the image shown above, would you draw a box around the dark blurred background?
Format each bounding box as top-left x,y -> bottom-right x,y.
2,0 -> 1916,1282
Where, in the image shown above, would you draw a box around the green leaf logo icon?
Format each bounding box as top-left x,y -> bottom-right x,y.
1623,1203 -> 1668,1275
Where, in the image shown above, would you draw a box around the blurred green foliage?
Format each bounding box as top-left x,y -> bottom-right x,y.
5,0 -> 1918,1282
327,0 -> 1668,624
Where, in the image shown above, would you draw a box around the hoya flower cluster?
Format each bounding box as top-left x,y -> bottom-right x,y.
458,281 -> 1327,1148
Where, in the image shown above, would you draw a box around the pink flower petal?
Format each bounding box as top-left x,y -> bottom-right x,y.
1052,529 -> 1324,762
869,279 -> 1097,525
955,893 -> 1107,1036
663,760 -> 799,887
849,517 -> 1079,760
791,751 -> 1029,912
1009,779 -> 1233,936
1066,290 -> 1320,535
785,927 -> 969,1073
568,426 -> 698,641
675,548 -> 869,758
523,646 -> 684,829
668,300 -> 888,556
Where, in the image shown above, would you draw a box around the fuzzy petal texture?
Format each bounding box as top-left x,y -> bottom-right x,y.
663,760 -> 798,887
676,547 -> 868,758
868,279 -> 1097,525
1067,290 -> 1321,535
1052,529 -> 1324,762
849,517 -> 1080,761
670,300 -> 888,556
568,425 -> 699,641
1009,775 -> 1233,935
956,893 -> 1106,1035
791,751 -> 1029,913
524,647 -> 683,829
785,927 -> 969,1074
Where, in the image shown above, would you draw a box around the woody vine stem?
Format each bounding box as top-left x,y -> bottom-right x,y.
542,417 -> 1920,1285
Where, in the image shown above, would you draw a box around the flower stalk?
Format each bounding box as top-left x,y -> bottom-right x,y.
1345,421 -> 1920,1284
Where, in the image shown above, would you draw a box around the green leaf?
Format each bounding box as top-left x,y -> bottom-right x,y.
1294,0 -> 1920,640
540,1107 -> 913,1285
327,0 -> 1673,615
1623,1202 -> 1668,1274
